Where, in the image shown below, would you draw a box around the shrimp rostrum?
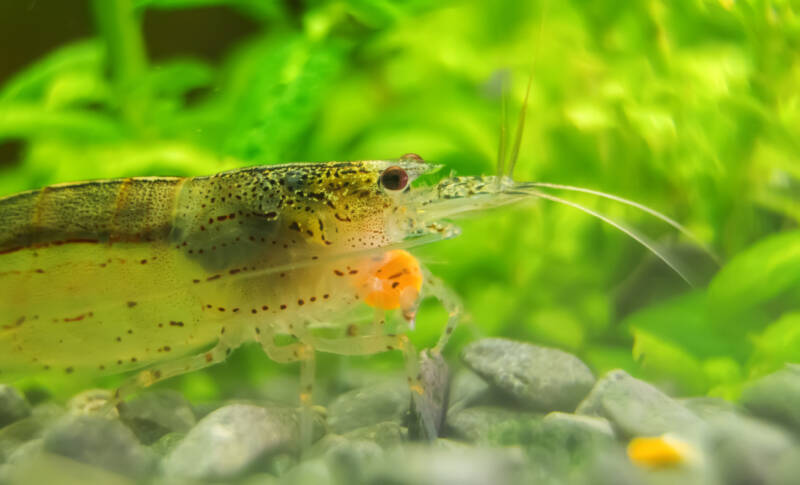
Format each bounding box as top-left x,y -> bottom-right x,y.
0,148 -> 703,443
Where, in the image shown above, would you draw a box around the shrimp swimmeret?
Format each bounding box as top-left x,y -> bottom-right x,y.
0,115 -> 705,446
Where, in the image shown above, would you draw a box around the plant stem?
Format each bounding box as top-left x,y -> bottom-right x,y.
91,0 -> 148,127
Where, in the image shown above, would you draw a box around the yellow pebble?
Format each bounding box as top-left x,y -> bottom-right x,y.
627,435 -> 694,468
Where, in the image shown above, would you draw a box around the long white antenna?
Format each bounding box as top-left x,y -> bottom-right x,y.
525,182 -> 719,264
519,188 -> 696,286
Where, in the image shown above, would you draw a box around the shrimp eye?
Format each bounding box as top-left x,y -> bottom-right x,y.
380,166 -> 409,191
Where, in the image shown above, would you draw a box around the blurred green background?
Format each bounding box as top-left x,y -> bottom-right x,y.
1,0 -> 799,403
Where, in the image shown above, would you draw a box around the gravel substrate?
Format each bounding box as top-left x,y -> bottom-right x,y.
0,338 -> 798,484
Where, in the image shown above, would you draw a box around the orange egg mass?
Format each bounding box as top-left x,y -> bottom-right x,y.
353,249 -> 423,311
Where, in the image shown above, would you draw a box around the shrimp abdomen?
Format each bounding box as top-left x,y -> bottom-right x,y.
0,177 -> 185,253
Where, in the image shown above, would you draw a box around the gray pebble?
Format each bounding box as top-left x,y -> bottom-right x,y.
118,390 -> 196,444
448,369 -> 491,414
163,404 -> 302,480
343,421 -> 407,448
576,369 -> 704,437
323,438 -> 383,484
680,396 -> 741,420
0,404 -> 63,464
704,413 -> 796,485
280,459 -> 334,485
43,414 -> 155,478
445,406 -> 539,443
363,446 -> 528,485
770,447 -> 800,485
461,338 -> 595,412
148,432 -> 185,458
543,412 -> 615,439
327,380 -> 409,434
740,365 -> 800,435
0,385 -> 31,429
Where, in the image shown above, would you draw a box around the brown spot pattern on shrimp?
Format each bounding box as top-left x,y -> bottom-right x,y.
63,313 -> 91,323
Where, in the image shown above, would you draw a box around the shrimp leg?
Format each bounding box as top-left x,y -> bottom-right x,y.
256,325 -> 317,452
419,267 -> 463,355
310,333 -> 423,398
111,336 -> 243,404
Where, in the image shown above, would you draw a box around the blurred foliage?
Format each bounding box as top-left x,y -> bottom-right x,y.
1,0 -> 799,402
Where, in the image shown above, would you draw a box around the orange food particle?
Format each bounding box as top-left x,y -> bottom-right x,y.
353,250 -> 423,311
627,435 -> 692,468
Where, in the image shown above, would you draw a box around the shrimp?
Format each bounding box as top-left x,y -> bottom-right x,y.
0,85 -> 710,448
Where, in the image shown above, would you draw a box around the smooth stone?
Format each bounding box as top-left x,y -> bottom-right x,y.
0,404 -> 63,463
279,459 -> 334,485
264,452 -> 296,477
343,421 -> 407,448
448,369 -> 491,414
0,385 -> 31,429
43,414 -> 155,478
461,338 -> 595,412
680,396 -> 741,420
148,432 -> 185,457
163,404 -> 304,480
118,390 -> 196,444
771,447 -> 800,485
474,411 -> 617,479
704,413 -> 796,485
240,472 -> 281,485
327,380 -> 409,434
740,365 -> 800,435
363,446 -> 528,485
577,446 -> 647,485
408,349 -> 450,440
576,369 -> 704,437
543,412 -> 615,438
445,406 -> 539,444
2,440 -> 136,485
4,437 -> 44,467
323,439 -> 383,484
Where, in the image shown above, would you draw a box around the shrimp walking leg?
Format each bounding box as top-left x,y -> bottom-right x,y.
420,268 -> 463,355
298,349 -> 315,452
111,338 -> 242,404
256,326 -> 317,452
310,333 -> 423,398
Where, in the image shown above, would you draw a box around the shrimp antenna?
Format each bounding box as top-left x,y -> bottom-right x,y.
525,182 -> 720,264
519,188 -> 697,286
507,72 -> 533,179
495,74 -> 509,179
507,2 -> 547,179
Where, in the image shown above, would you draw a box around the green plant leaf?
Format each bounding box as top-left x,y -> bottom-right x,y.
0,104 -> 125,142
624,291 -> 745,359
632,329 -> 708,395
749,312 -> 800,377
0,41 -> 102,103
133,0 -> 285,21
707,231 -> 800,334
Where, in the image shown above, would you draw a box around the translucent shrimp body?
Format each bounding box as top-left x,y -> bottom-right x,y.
0,152 -> 700,445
